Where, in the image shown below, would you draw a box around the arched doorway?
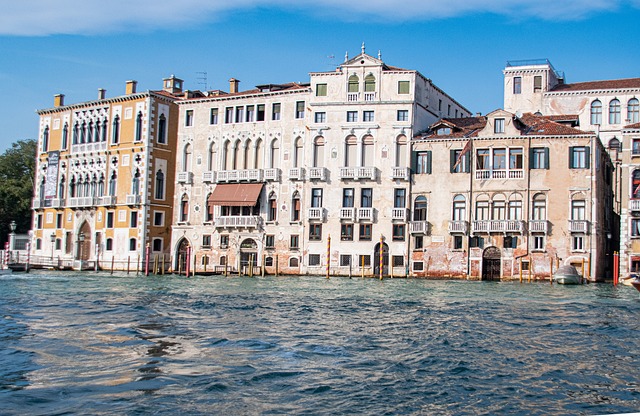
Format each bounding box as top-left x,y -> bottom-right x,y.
374,242 -> 389,276
482,246 -> 501,281
76,221 -> 91,261
175,238 -> 189,273
239,238 -> 258,272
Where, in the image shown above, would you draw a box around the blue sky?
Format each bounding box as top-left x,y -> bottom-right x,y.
1,1 -> 639,153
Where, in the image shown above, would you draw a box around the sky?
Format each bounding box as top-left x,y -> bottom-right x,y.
1,0 -> 640,153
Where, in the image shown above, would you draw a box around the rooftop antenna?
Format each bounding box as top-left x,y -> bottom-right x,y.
327,54 -> 337,68
196,71 -> 208,90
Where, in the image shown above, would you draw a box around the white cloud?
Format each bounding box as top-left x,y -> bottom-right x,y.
0,0 -> 629,36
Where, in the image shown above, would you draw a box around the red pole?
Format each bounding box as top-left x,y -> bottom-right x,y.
613,251 -> 619,285
3,242 -> 8,266
186,245 -> 191,278
145,243 -> 150,276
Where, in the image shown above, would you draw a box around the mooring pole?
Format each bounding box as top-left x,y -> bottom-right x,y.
326,235 -> 331,279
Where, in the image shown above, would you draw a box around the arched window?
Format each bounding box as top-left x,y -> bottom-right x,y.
293,137 -> 303,168
132,169 -> 140,194
208,143 -> 217,171
628,98 -> 639,124
608,137 -> 621,151
632,170 -> 640,199
62,123 -> 69,149
508,196 -> 522,220
112,115 -> 120,144
244,139 -> 252,169
90,174 -> 97,197
101,118 -> 108,142
270,139 -> 280,169
395,135 -> 407,166
364,74 -> 376,92
344,135 -> 357,167
97,174 -> 105,197
135,111 -> 143,141
289,257 -> 299,267
609,99 -> 621,124
158,114 -> 167,144
108,172 -> 116,196
232,140 -> 241,170
69,177 -> 76,198
254,138 -> 263,169
268,192 -> 277,222
265,257 -> 273,267
95,121 -> 101,143
129,238 -> 137,251
58,176 -> 65,199
87,121 -> 94,143
80,121 -> 86,144
205,193 -> 214,222
72,122 -> 79,145
590,100 -> 602,125
532,193 -> 547,220
155,170 -> 164,200
222,140 -> 230,170
42,126 -> 49,152
491,195 -> 506,220
313,136 -> 325,167
220,256 -> 227,266
291,192 -> 301,222
180,194 -> 189,222
413,196 -> 428,221
83,174 -> 91,197
348,74 -> 359,93
39,178 -> 45,200
361,135 -> 374,166
183,143 -> 192,172
452,194 -> 466,221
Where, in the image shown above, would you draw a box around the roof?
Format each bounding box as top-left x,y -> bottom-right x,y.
551,78 -> 640,92
624,122 -> 640,130
208,183 -> 263,206
180,82 -> 310,102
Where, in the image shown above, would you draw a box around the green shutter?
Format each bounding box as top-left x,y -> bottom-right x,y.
426,151 -> 432,174
544,148 -> 550,169
450,149 -> 456,172
585,146 -> 591,169
529,148 -> 535,169
411,151 -> 418,174
569,146 -> 575,169
464,151 -> 471,173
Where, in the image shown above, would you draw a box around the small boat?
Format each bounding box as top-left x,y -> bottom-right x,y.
623,274 -> 640,293
553,265 -> 582,285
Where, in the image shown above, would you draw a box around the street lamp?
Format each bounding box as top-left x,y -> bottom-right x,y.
50,233 -> 55,261
9,221 -> 16,233
8,220 -> 16,252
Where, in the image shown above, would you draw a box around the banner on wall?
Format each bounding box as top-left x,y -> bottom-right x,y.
44,151 -> 60,199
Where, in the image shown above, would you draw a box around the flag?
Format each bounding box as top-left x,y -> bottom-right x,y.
453,140 -> 471,171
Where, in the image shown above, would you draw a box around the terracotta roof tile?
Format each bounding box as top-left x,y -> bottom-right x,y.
624,122 -> 640,129
551,78 -> 640,92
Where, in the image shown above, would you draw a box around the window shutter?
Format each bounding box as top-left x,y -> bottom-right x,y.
585,146 -> 591,169
544,148 -> 550,169
450,149 -> 456,173
529,148 -> 535,169
411,151 -> 418,173
464,151 -> 470,173
426,151 -> 432,174
569,146 -> 575,169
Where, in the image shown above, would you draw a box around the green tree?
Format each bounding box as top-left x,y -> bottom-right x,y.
0,139 -> 36,245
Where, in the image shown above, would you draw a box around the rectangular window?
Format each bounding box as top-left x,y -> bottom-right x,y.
225,107 -> 233,123
397,110 -> 409,122
476,149 -> 490,170
398,81 -> 410,94
56,213 -> 63,228
341,224 -> 354,241
340,255 -> 352,267
448,104 -> 451,116
316,83 -> 327,96
361,188 -> 373,208
534,75 -> 542,92
509,148 -> 523,169
531,148 -> 549,169
476,201 -> 489,220
503,236 -> 518,249
470,236 -> 484,248
494,118 -> 505,133
210,108 -> 218,125
453,235 -> 463,250
220,235 -> 229,249
246,105 -> 255,122
363,111 -> 374,122
359,255 -> 371,267
571,200 -> 586,220
309,224 -> 322,241
392,255 -> 404,267
533,235 -> 545,250
415,151 -> 432,174
185,110 -> 193,126
290,235 -> 299,249
130,211 -> 138,228
272,103 -> 281,120
493,148 -> 506,170
295,101 -> 305,119
359,224 -> 372,241
572,236 -> 584,251
107,212 -> 114,228
633,139 -> 640,155
343,188 -> 354,207
392,224 -> 405,241
311,188 -> 323,208
153,238 -> 162,252
202,234 -> 211,247
154,211 -> 164,226
394,189 -> 406,208
347,111 -> 358,122
235,106 -> 244,123
569,147 -> 590,169
257,104 -> 265,121
450,149 -> 470,173
413,262 -> 424,271
315,112 -> 326,123
513,76 -> 522,94
36,214 -> 43,229
415,235 -> 423,249
309,254 -> 321,266
265,234 -> 275,249
268,198 -> 277,222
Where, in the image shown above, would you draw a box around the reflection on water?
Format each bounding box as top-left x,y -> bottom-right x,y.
0,272 -> 639,415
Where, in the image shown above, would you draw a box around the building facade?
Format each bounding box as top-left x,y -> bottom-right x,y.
33,77 -> 184,269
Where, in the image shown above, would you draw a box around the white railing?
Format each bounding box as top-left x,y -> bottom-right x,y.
473,220 -> 525,233
339,167 -> 377,180
364,92 -> 376,102
340,207 -> 355,220
263,168 -> 281,182
308,207 -> 324,221
126,194 -> 141,205
630,199 -> 640,211
448,221 -> 469,234
392,208 -> 408,221
308,167 -> 327,181
32,199 -> 44,209
216,169 -> 263,182
391,167 -> 410,181
568,220 -> 590,233
215,216 -> 259,228
528,220 -> 548,233
475,169 -> 524,180
202,171 -> 216,183
289,167 -> 305,181
357,207 -> 373,222
71,141 -> 107,154
99,196 -> 117,206
347,92 -> 359,102
68,197 -> 97,207
177,171 -> 194,184
410,221 -> 431,234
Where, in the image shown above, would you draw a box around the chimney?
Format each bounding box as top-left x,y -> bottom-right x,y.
229,78 -> 240,94
125,80 -> 137,95
475,112 -> 482,117
98,88 -> 106,100
54,94 -> 65,107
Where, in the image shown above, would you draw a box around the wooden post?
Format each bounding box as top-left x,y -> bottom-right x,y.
249,254 -> 254,277
361,255 -> 365,279
581,257 -> 585,284
379,235 -> 384,280
154,255 -> 158,275
519,257 -> 523,283
111,256 -> 114,275
549,257 -> 553,284
275,254 -> 278,277
136,254 -> 140,276
224,261 -> 228,277
326,235 -> 331,279
178,254 -> 183,276
262,254 -> 265,278
145,244 -> 150,276
162,254 -> 165,275
127,256 -> 130,274
586,257 -> 591,283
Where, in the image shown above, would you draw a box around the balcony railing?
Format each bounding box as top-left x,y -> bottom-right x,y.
528,220 -> 548,233
68,197 -> 97,208
50,198 -> 65,208
347,92 -> 359,102
99,196 -> 117,206
339,167 -> 377,181
289,167 -> 305,181
263,168 -> 281,182
475,169 -> 524,180
126,194 -> 141,205
391,167 -> 410,181
202,171 -> 216,183
71,141 -> 107,154
32,199 -> 44,209
308,207 -> 324,221
630,199 -> 640,211
473,220 -> 526,233
568,220 -> 590,233
215,215 -> 259,228
216,169 -> 263,182
308,167 -> 327,181
410,221 -> 431,234
177,171 -> 194,184
364,92 -> 376,102
340,207 -> 355,221
357,207 -> 373,222
448,221 -> 469,234
392,208 -> 408,221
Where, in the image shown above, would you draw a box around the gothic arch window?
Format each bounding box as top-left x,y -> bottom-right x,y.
293,137 -> 303,168
268,192 -> 277,222
112,115 -> 120,144
58,176 -> 65,199
132,169 -> 140,194
313,136 -> 325,167
158,114 -> 167,144
80,121 -> 86,144
205,193 -> 214,222
232,140 -> 241,170
180,194 -> 189,222
108,172 -> 117,196
270,138 -> 280,169
395,135 -> 407,166
609,99 -> 621,124
244,139 -> 252,169
348,74 -> 359,93
101,118 -> 108,142
72,122 -> 79,145
69,176 -> 76,198
135,111 -> 143,141
155,170 -> 165,200
97,174 -> 105,197
590,100 -> 602,125
345,135 -> 357,167
208,142 -> 217,171
87,121 -> 94,143
42,126 -> 49,152
361,135 -> 374,166
254,138 -> 264,169
183,143 -> 192,172
222,140 -> 230,170
291,191 -> 301,222
39,178 -> 45,200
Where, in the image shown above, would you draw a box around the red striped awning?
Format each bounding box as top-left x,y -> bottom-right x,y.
208,183 -> 263,206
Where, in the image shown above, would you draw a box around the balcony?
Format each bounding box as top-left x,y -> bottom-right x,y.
289,167 -> 305,181
202,171 -> 216,183
475,169 -> 524,180
410,221 -> 431,234
630,199 -> 640,211
216,169 -> 263,183
50,198 -> 65,208
568,220 -> 590,234
308,167 -> 327,181
448,221 -> 469,234
339,167 -> 377,181
308,207 -> 325,221
68,197 -> 97,208
215,215 -> 259,229
392,208 -> 408,221
32,199 -> 44,209
392,167 -> 411,181
263,168 -> 281,182
126,194 -> 141,205
364,92 -> 376,102
357,207 -> 373,222
528,220 -> 549,233
177,171 -> 194,184
99,196 -> 117,206
473,220 -> 526,233
70,141 -> 107,155
347,92 -> 359,102
340,207 -> 355,221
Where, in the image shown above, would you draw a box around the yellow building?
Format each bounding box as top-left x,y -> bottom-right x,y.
33,76 -> 184,270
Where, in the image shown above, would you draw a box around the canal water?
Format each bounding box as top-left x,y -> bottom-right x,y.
1,272 -> 639,415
